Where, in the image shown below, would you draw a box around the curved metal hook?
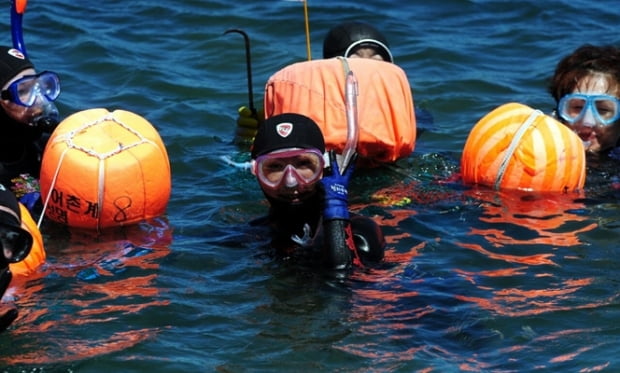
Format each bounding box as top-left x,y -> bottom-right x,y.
224,28 -> 255,116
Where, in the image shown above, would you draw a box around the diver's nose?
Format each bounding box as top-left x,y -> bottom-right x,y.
580,106 -> 597,127
283,165 -> 299,188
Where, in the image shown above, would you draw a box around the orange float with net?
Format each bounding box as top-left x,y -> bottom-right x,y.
39,109 -> 171,230
461,102 -> 586,192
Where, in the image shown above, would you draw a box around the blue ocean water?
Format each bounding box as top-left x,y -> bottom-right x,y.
0,0 -> 619,371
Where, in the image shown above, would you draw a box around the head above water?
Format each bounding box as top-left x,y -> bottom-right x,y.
322,21 -> 393,63
549,44 -> 620,103
549,44 -> 620,153
0,46 -> 60,130
251,113 -> 326,204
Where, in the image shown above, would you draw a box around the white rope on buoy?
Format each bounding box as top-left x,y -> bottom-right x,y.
37,146 -> 70,228
97,158 -> 105,232
494,109 -> 542,190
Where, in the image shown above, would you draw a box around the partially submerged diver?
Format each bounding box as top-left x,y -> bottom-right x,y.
0,46 -> 61,210
549,44 -> 620,156
0,183 -> 33,333
250,113 -> 385,270
322,21 -> 393,62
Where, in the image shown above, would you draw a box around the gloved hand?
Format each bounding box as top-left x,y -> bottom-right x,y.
321,150 -> 357,220
235,105 -> 264,140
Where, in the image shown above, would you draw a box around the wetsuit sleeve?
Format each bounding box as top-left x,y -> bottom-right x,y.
323,219 -> 360,269
323,214 -> 385,268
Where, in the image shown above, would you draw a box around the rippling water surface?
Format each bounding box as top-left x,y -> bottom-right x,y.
1,0 -> 619,371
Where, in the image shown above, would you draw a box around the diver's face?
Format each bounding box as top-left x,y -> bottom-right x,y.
252,148 -> 324,204
558,73 -> 620,154
1,68 -> 36,122
1,67 -> 60,128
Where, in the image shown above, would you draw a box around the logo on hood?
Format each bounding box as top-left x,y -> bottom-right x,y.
7,48 -> 26,60
276,122 -> 293,138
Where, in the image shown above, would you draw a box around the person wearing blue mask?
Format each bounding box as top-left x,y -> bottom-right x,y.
549,44 -> 620,155
0,46 -> 61,208
250,113 -> 385,270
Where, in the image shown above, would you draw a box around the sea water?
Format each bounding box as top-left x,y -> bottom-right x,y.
1,0 -> 619,371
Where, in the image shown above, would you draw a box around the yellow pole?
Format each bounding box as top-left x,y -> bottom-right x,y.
303,0 -> 311,60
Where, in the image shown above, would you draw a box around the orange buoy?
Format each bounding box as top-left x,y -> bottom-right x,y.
461,102 -> 585,192
39,109 -> 171,230
264,58 -> 416,164
9,203 -> 45,277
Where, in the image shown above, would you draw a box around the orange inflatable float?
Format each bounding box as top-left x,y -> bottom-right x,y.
461,102 -> 585,192
9,203 -> 45,276
39,109 -> 171,230
264,58 -> 416,164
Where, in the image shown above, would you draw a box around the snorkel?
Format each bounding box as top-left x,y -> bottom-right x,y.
8,0 -> 59,131
340,70 -> 359,174
10,0 -> 28,57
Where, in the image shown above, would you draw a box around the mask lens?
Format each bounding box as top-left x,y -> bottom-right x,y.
38,72 -> 61,101
3,71 -> 60,107
15,77 -> 37,106
256,149 -> 324,189
559,96 -> 587,123
0,225 -> 32,263
593,97 -> 619,123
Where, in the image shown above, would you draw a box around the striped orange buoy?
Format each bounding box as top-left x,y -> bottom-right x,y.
39,109 -> 171,230
461,102 -> 585,192
9,203 -> 46,277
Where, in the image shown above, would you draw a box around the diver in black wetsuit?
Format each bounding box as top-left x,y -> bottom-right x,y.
0,183 -> 33,333
0,46 -> 60,208
250,113 -> 385,270
322,21 -> 434,130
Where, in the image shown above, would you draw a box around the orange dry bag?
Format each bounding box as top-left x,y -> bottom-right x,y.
265,58 -> 416,164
